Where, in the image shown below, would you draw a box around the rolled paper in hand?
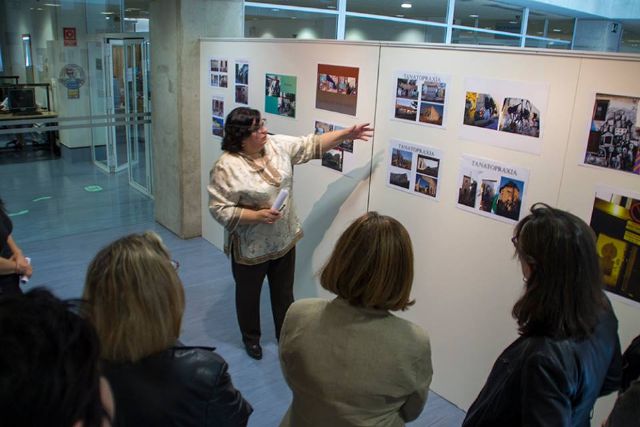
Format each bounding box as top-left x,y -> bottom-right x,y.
271,189 -> 289,211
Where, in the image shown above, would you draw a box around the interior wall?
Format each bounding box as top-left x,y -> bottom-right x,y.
200,39 -> 640,425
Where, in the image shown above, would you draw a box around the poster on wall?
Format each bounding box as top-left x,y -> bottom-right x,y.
460,77 -> 548,154
314,120 -> 358,174
387,139 -> 443,201
211,96 -> 224,138
210,58 -> 229,88
392,71 -> 449,128
235,60 -> 249,105
265,73 -> 296,118
456,154 -> 529,223
583,93 -> 640,175
315,64 -> 359,116
590,186 -> 640,306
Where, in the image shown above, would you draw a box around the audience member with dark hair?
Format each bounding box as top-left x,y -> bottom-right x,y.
0,288 -> 114,427
208,106 -> 372,360
83,231 -> 252,426
463,203 -> 622,427
0,197 -> 32,295
278,212 -> 432,426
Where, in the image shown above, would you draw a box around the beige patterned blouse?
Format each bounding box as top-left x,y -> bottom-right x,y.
208,133 -> 322,265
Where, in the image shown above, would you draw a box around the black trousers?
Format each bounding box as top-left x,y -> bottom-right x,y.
0,274 -> 22,297
231,247 -> 295,346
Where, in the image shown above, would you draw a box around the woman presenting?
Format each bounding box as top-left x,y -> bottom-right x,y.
208,107 -> 372,360
0,198 -> 32,296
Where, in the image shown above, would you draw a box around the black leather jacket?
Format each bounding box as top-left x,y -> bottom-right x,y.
463,306 -> 622,427
104,346 -> 253,427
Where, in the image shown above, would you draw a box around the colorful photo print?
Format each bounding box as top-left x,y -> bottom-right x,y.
498,98 -> 541,137
392,72 -> 449,128
396,79 -> 419,100
419,102 -> 444,126
321,148 -> 344,172
416,154 -> 439,177
209,58 -> 229,88
265,73 -> 297,118
212,116 -> 224,138
389,172 -> 410,189
212,96 -> 224,118
235,85 -> 248,105
464,92 -> 499,130
316,64 -> 359,116
421,81 -> 446,103
387,140 -> 443,201
235,62 -> 248,85
590,187 -> 640,304
583,93 -> 640,175
395,98 -> 418,121
456,155 -> 529,224
493,177 -> 524,221
414,174 -> 438,197
391,148 -> 413,170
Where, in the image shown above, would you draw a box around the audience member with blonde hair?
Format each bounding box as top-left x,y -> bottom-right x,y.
83,231 -> 252,426
278,212 -> 432,426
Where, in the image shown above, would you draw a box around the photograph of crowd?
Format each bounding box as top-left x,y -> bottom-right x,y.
387,140 -> 443,200
316,64 -> 359,116
498,97 -> 541,138
590,188 -> 640,304
457,155 -> 529,224
464,91 -> 498,129
583,93 -> 640,175
265,73 -> 297,118
392,72 -> 448,127
209,58 -> 229,88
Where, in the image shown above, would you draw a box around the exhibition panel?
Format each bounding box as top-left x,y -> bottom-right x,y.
199,39 -> 640,425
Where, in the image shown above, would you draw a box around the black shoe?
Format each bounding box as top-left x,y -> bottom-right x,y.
245,343 -> 262,360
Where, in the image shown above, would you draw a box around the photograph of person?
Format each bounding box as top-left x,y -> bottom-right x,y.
492,178 -> 524,221
479,179 -> 497,213
316,64 -> 359,115
464,91 -> 498,129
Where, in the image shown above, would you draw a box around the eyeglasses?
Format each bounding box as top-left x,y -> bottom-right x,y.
251,118 -> 267,132
170,260 -> 180,270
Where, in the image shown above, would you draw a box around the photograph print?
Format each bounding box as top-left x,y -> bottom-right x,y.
464,91 -> 499,130
265,73 -> 297,118
590,186 -> 640,304
583,93 -> 640,175
391,147 -> 413,170
316,64 -> 359,116
211,96 -> 224,118
321,148 -> 344,172
419,102 -> 444,126
414,174 -> 438,197
212,116 -> 224,138
209,57 -> 229,88
416,154 -> 439,177
498,97 -> 541,138
387,139 -> 443,200
235,62 -> 249,85
395,98 -> 418,121
392,71 -> 449,128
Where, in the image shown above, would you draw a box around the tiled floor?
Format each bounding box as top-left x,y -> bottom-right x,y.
2,158 -> 466,426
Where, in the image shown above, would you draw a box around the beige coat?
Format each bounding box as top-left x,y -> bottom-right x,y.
279,298 -> 433,427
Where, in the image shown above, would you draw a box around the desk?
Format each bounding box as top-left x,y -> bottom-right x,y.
0,111 -> 59,156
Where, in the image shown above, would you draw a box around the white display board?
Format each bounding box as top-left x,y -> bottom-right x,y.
200,39 -> 640,425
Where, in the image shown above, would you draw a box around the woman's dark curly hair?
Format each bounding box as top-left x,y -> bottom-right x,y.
511,203 -> 607,340
222,107 -> 261,153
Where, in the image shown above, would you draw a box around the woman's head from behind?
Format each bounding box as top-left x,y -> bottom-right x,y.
83,231 -> 184,362
512,203 -> 606,339
320,212 -> 414,311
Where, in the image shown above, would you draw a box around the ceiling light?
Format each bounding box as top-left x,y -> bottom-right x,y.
272,8 -> 279,11
44,3 -> 61,6
101,11 -> 115,15
327,5 -> 336,9
105,16 -> 110,20
401,3 -> 412,9
552,28 -> 562,32
125,8 -> 141,12
469,14 -> 479,18
509,21 -> 518,24
396,14 -> 405,18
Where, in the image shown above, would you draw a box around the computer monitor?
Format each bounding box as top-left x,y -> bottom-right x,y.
8,87 -> 37,113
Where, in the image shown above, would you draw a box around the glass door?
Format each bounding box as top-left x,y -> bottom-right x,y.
124,38 -> 152,195
105,39 -> 129,173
